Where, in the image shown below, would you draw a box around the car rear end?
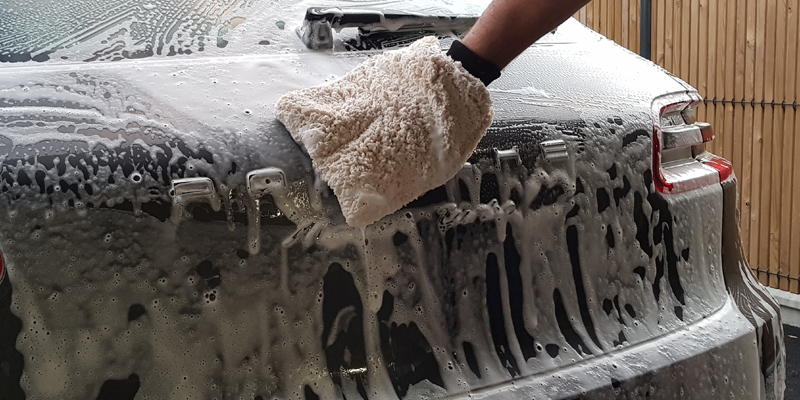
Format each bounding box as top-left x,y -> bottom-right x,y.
445,22 -> 784,397
0,2 -> 785,399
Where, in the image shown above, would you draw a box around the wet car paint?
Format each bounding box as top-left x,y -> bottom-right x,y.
0,1 -> 786,399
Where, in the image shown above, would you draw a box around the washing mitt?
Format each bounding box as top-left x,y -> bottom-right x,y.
275,36 -> 494,227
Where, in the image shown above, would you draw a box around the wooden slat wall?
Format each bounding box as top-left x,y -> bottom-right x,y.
577,0 -> 642,54
575,0 -> 800,293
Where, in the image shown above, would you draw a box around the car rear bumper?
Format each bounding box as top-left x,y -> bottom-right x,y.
447,175 -> 786,400
449,296 -> 771,400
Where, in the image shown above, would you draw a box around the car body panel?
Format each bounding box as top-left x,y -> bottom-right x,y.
454,297 -> 761,400
0,2 -> 785,399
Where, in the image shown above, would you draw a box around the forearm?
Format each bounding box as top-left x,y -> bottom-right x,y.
462,0 -> 591,70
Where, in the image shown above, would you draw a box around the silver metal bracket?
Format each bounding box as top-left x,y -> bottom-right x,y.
170,177 -> 220,209
170,177 -> 222,221
494,146 -> 521,169
247,168 -> 287,197
540,140 -> 569,161
661,124 -> 704,149
298,7 -> 480,50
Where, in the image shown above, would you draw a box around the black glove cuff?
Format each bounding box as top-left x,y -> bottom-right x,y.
446,40 -> 501,86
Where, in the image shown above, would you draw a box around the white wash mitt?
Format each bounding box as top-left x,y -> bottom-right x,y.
275,36 -> 493,227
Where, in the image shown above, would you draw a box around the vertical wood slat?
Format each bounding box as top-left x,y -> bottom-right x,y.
739,0 -> 756,268
665,0 -> 674,72
706,0 -> 717,102
576,0 -> 800,293
621,0 -> 629,48
732,0 -> 746,230
724,0 -> 737,163
688,0 -> 699,89
780,106 -> 795,291
681,0 -> 692,82
716,0 -> 728,159
586,3 -> 593,27
655,0 -> 665,66
633,0 -> 640,55
773,0 -> 790,291
789,0 -> 800,294
762,0 -> 778,288
722,1 -> 737,270
754,106 -> 769,286
750,0 -> 767,276
696,0 -> 708,96
577,6 -> 587,25
773,0 -> 789,290
616,0 -> 624,46
791,103 -> 800,293
675,0 -> 684,76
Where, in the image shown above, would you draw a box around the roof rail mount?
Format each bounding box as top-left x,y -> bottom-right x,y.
298,7 -> 479,49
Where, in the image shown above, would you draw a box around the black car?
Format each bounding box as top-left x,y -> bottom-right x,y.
0,1 -> 785,399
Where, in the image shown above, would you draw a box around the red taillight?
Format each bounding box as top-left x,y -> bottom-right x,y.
652,128 -> 674,192
652,102 -> 684,193
697,153 -> 733,182
697,122 -> 715,142
652,96 -> 732,193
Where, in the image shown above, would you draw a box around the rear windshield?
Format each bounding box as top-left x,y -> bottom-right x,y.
0,0 -> 490,64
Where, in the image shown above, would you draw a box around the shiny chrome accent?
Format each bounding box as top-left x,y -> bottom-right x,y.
681,107 -> 698,124
661,124 -> 703,149
247,168 -> 287,197
444,162 -> 478,203
652,93 -> 726,193
661,111 -> 686,127
170,177 -> 222,219
540,139 -> 568,161
494,146 -> 520,168
660,158 -> 720,192
298,7 -> 480,50
696,122 -> 715,142
171,177 -> 216,202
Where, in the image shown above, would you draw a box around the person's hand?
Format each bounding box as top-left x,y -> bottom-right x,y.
461,0 -> 592,70
276,37 -> 493,227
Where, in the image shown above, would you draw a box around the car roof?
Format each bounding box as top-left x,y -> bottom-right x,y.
0,0 -> 493,64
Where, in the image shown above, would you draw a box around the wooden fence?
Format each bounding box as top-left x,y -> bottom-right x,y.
574,0 -> 800,293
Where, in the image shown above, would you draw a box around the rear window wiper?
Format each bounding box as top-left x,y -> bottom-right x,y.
299,7 -> 479,49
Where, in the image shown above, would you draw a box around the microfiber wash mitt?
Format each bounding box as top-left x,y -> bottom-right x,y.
275,36 -> 494,227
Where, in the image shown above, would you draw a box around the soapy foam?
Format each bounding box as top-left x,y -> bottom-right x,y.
0,125 -> 732,399
0,14 -> 776,400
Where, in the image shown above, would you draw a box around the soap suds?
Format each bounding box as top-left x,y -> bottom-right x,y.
0,16 -> 782,400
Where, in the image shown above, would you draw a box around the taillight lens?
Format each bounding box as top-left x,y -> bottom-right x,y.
652,126 -> 673,192
696,152 -> 733,182
653,96 -> 733,193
